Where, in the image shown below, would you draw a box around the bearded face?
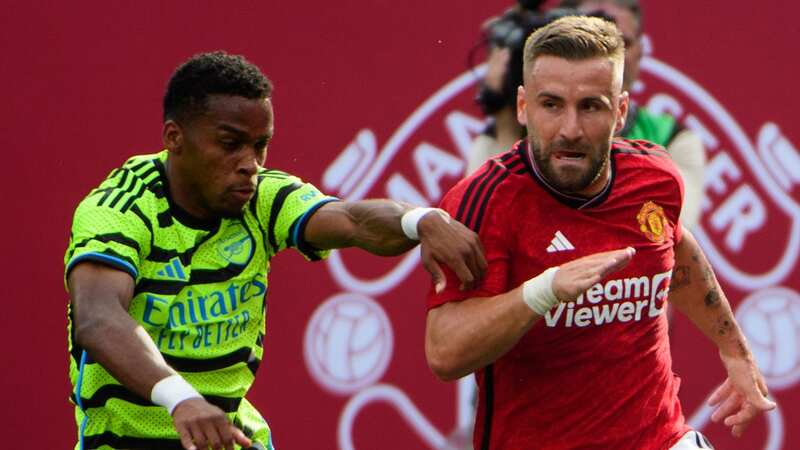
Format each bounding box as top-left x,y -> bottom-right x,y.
529,132 -> 610,194
516,55 -> 627,197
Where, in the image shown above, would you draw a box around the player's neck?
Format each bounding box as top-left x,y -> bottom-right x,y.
164,156 -> 214,221
572,162 -> 611,198
526,144 -> 611,199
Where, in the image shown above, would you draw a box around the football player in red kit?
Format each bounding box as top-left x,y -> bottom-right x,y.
425,16 -> 775,450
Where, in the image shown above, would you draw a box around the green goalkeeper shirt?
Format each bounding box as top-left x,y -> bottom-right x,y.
64,150 -> 336,450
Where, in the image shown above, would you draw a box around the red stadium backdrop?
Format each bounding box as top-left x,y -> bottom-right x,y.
2,1 -> 798,449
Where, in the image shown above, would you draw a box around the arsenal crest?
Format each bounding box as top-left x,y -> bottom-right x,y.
637,201 -> 668,243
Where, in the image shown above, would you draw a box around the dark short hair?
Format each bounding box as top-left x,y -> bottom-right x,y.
163,51 -> 272,122
559,0 -> 642,34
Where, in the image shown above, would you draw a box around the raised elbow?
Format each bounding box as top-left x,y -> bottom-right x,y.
430,364 -> 464,382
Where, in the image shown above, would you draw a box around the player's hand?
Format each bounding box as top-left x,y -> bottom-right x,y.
552,247 -> 635,302
172,398 -> 252,450
418,212 -> 487,293
709,353 -> 776,438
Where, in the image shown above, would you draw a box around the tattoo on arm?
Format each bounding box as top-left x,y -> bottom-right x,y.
737,339 -> 749,358
715,314 -> 733,336
704,288 -> 721,308
670,266 -> 690,291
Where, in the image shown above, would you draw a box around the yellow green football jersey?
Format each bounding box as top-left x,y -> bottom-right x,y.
65,150 -> 336,450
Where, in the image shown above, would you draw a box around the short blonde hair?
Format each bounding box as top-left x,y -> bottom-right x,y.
522,16 -> 625,80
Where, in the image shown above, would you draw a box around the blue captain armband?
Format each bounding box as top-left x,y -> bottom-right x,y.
67,252 -> 139,279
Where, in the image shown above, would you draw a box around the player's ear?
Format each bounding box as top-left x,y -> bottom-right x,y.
516,85 -> 528,126
614,91 -> 629,134
163,120 -> 184,154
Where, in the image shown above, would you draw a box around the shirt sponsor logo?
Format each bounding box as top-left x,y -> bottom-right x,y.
544,271 -> 671,328
141,275 -> 266,350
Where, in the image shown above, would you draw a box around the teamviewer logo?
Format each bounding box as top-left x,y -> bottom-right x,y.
648,271 -> 672,318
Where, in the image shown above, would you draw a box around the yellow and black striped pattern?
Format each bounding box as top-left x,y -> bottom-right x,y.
65,150 -> 336,449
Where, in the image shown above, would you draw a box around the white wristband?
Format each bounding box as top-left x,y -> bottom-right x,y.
521,267 -> 560,315
150,374 -> 202,415
400,207 -> 450,240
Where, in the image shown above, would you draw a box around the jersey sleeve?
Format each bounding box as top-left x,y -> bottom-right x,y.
254,169 -> 338,261
64,188 -> 152,283
620,138 -> 685,245
426,171 -> 514,310
663,149 -> 685,244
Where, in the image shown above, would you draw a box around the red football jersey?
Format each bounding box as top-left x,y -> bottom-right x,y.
428,138 -> 690,450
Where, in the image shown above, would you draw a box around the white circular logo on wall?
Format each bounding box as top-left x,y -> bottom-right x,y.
304,292 -> 394,395
736,287 -> 800,390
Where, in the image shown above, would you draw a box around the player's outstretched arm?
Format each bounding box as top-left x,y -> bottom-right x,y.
304,200 -> 487,291
425,248 -> 635,380
69,262 -> 251,450
668,228 -> 776,438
